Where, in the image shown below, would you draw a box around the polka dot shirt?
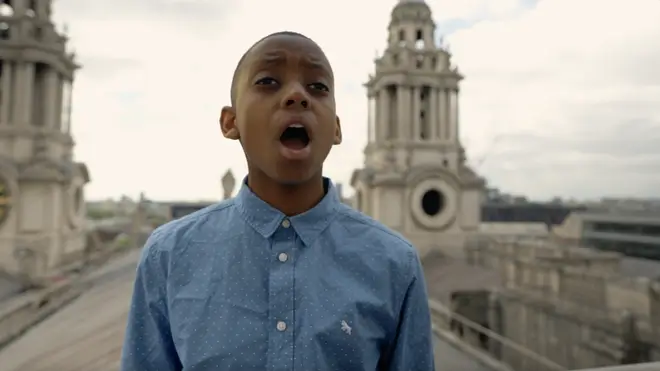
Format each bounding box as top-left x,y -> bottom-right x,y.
120,178 -> 435,371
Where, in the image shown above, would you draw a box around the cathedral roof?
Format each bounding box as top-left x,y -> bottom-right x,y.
394,0 -> 429,8
391,0 -> 432,23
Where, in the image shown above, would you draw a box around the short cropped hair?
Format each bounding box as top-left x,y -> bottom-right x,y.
230,31 -> 310,106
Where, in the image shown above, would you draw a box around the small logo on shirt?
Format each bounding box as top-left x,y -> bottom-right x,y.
340,320 -> 352,335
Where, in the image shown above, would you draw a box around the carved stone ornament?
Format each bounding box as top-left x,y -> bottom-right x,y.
221,170 -> 236,199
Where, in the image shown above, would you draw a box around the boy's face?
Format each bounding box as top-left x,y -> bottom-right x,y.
221,34 -> 342,185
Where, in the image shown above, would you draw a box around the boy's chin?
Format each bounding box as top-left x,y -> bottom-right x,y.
271,168 -> 319,187
273,175 -> 314,187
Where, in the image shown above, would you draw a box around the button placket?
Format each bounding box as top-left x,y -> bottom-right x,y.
266,220 -> 296,367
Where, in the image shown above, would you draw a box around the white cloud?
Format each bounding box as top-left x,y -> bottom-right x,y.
450,0 -> 660,199
52,0 -> 660,201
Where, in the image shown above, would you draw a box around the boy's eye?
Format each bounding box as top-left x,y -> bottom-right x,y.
309,82 -> 329,92
255,77 -> 278,85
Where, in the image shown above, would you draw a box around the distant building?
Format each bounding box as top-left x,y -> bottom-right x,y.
485,187 -> 529,204
482,202 -> 585,226
554,209 -> 660,261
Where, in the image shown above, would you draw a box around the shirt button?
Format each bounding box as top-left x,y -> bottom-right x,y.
278,253 -> 288,262
281,219 -> 291,228
276,321 -> 287,331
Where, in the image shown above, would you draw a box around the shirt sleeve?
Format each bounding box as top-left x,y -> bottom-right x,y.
385,250 -> 435,371
120,233 -> 182,371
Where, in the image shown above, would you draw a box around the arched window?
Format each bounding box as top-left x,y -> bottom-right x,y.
0,1 -> 13,40
415,29 -> 424,49
0,1 -> 13,16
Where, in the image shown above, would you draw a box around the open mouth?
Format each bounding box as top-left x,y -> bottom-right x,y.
280,124 -> 310,150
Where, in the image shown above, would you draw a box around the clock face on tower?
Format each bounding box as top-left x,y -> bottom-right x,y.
0,177 -> 11,228
410,177 -> 457,230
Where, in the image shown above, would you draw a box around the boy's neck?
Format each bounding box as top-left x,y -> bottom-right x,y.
247,172 -> 326,216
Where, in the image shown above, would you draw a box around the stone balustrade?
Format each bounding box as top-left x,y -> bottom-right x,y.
466,236 -> 660,322
463,235 -> 660,369
0,278 -> 83,349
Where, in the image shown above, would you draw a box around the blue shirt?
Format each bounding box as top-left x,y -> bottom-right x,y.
121,178 -> 435,371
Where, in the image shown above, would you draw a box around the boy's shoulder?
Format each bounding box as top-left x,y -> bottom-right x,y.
334,203 -> 418,260
144,198 -> 235,254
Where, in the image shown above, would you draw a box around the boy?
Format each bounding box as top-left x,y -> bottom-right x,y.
120,31 -> 435,371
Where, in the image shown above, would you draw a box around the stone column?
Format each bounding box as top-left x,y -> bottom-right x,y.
367,93 -> 374,143
411,86 -> 420,140
17,63 -> 35,126
450,89 -> 459,142
66,81 -> 74,133
438,88 -> 448,140
56,79 -> 64,132
378,88 -> 389,142
423,25 -> 434,47
444,89 -> 454,141
0,61 -> 12,125
11,0 -> 26,14
397,86 -> 409,140
429,88 -> 438,140
43,69 -> 59,129
35,1 -> 48,18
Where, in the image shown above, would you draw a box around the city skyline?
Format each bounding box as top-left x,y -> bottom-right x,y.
53,0 -> 660,201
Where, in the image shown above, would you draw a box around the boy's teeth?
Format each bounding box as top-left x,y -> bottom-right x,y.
289,124 -> 303,128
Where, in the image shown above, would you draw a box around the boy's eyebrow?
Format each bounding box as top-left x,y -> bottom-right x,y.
253,51 -> 333,77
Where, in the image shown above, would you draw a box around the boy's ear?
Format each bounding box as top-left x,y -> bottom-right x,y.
220,106 -> 240,140
333,116 -> 342,145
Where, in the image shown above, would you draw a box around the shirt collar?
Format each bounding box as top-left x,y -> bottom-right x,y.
234,176 -> 340,246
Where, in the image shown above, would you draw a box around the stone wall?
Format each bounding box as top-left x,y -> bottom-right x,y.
465,236 -> 660,370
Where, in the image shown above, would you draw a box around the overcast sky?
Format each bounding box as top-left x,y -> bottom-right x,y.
52,0 -> 660,202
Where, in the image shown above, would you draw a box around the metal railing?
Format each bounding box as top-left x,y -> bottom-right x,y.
429,299 -> 566,371
574,364 -> 660,371
429,299 -> 660,371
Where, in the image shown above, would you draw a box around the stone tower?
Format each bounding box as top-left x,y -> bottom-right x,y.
0,0 -> 89,279
351,0 -> 484,256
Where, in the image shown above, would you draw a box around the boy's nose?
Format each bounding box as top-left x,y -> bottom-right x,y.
285,98 -> 308,108
282,86 -> 310,109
